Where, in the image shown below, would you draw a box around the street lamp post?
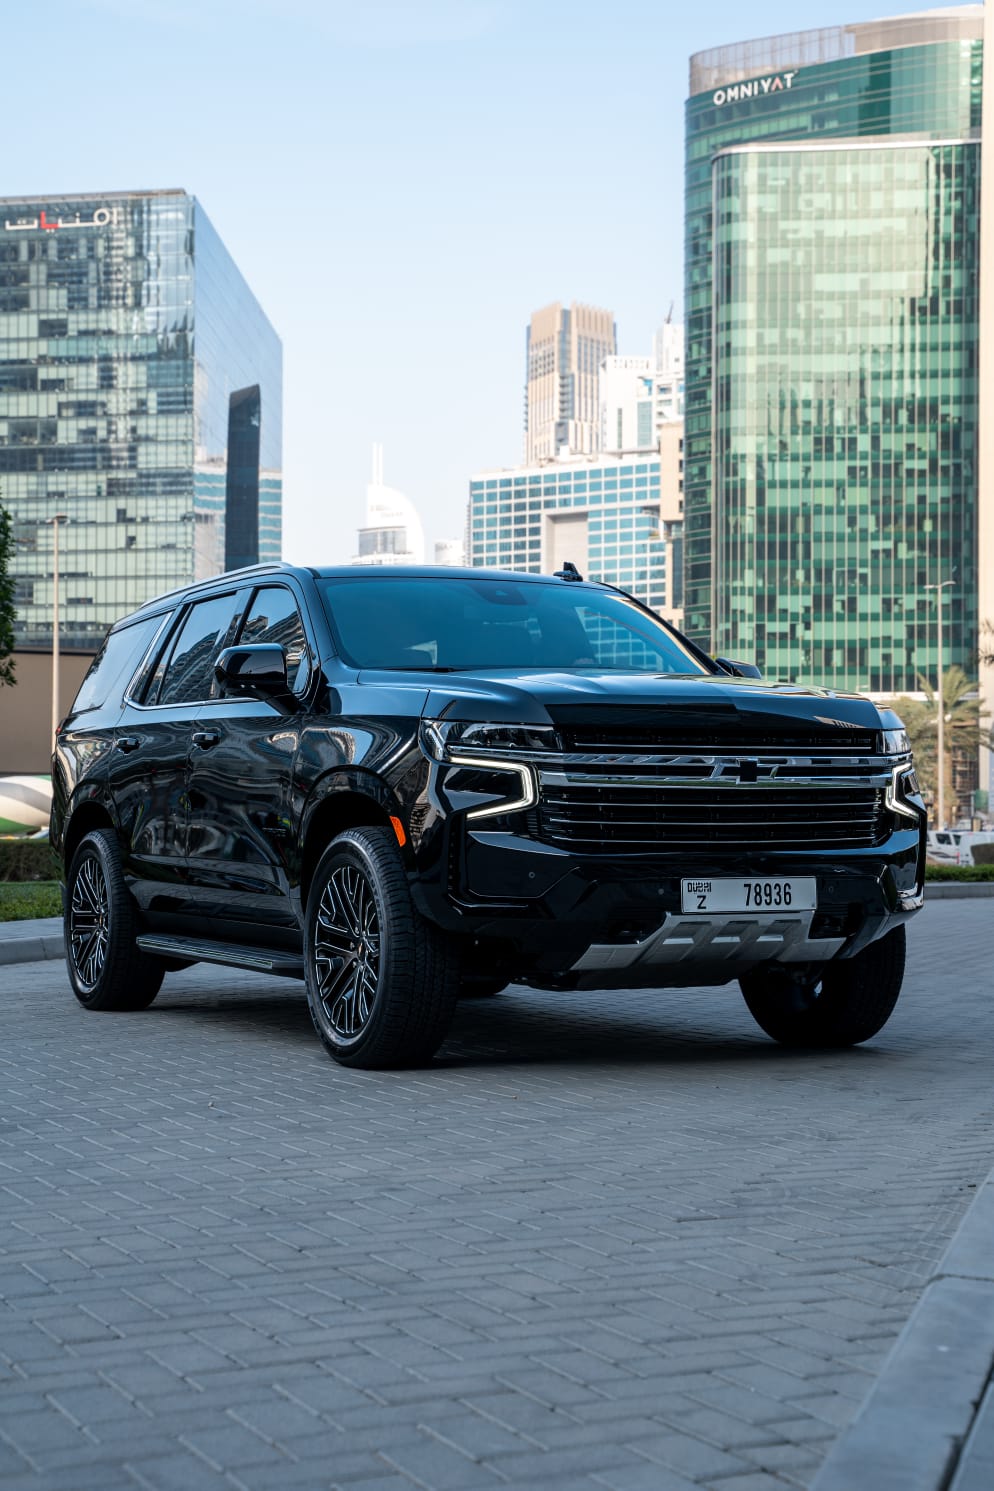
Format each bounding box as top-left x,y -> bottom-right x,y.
925,579 -> 955,830
48,514 -> 68,747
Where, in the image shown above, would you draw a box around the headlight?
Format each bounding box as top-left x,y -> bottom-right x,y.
420,720 -> 547,821
880,728 -> 911,756
421,720 -> 559,758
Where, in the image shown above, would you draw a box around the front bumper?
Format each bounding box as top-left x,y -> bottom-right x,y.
411,820 -> 924,990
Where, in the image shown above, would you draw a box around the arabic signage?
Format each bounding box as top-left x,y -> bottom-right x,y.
713,71 -> 799,106
3,206 -> 122,233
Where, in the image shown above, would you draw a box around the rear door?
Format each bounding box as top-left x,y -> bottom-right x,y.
184,582 -> 315,936
111,590 -> 241,924
54,612 -> 169,858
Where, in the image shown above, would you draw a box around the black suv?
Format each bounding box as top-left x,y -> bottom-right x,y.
52,564 -> 926,1068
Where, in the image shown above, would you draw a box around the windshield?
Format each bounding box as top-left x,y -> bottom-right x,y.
318,576 -> 712,675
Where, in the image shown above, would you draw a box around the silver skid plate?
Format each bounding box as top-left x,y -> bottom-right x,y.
570,910 -> 845,973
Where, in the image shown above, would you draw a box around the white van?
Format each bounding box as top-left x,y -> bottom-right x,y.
927,830 -> 994,866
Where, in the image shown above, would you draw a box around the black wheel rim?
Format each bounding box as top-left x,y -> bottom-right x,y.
313,863 -> 381,1044
69,853 -> 110,991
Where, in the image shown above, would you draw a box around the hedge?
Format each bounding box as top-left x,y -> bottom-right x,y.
924,863 -> 994,882
0,838 -> 60,883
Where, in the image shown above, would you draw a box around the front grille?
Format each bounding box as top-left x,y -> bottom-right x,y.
538,783 -> 888,851
559,726 -> 879,755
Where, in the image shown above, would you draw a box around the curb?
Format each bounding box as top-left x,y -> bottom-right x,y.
812,1175 -> 994,1491
926,883 -> 994,899
0,922 -> 64,967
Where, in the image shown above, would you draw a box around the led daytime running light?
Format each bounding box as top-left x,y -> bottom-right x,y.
447,753 -> 537,821
886,765 -> 920,822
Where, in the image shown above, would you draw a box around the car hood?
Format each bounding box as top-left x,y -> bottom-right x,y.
422,669 -> 889,735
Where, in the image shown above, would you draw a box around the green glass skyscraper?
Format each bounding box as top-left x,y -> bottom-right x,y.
684,8 -> 988,695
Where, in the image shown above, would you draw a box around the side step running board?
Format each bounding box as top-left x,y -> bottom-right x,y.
136,934 -> 305,980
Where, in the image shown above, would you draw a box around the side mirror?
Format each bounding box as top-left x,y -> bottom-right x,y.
716,657 -> 763,680
215,643 -> 292,699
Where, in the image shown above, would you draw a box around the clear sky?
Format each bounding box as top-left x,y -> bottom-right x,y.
4,0 -> 971,564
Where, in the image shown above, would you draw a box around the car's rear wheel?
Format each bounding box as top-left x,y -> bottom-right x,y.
304,826 -> 458,1069
740,926 -> 906,1047
66,829 -> 164,1010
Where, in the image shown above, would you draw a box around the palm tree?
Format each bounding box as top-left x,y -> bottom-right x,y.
895,666 -> 989,824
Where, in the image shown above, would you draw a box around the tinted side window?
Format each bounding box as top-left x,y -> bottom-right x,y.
70,615 -> 163,715
237,587 -> 310,692
156,594 -> 239,707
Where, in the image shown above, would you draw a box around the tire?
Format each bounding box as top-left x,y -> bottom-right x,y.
65,829 -> 164,1011
304,826 -> 458,1069
740,926 -> 906,1048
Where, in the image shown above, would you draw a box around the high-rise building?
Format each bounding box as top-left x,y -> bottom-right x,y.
684,9 -> 991,700
352,444 -> 426,566
1,189 -> 282,649
599,357 -> 655,455
654,318 -> 685,381
525,302 -> 616,463
653,319 -> 685,428
468,438 -> 684,623
600,322 -> 685,455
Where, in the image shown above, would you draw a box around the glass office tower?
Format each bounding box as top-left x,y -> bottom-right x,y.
0,189 -> 282,649
684,10 -> 985,691
468,441 -> 684,623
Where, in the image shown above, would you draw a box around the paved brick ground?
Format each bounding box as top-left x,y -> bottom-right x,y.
0,900 -> 991,1491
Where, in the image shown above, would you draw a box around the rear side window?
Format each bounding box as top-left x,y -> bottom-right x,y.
70,615 -> 164,715
155,593 -> 240,707
237,586 -> 311,692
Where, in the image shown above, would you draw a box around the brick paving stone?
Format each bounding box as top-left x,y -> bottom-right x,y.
593,1462 -> 700,1490
739,1441 -> 823,1476
0,901 -> 991,1489
180,1421 -> 289,1470
379,1433 -> 504,1488
631,1429 -> 751,1479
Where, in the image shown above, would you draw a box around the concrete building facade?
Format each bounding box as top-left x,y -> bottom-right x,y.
524,302 -> 616,463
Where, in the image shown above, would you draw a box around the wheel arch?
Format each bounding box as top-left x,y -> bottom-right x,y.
300,779 -> 400,911
62,798 -> 117,875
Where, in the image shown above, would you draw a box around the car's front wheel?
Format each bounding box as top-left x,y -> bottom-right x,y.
304,826 -> 458,1069
740,926 -> 906,1047
65,829 -> 164,1011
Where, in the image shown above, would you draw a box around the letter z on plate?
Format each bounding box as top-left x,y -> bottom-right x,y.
681,878 -> 817,913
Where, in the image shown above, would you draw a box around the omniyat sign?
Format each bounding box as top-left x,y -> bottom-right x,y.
713,71 -> 799,106
3,206 -> 122,233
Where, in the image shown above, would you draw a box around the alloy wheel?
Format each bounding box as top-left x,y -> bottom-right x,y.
313,863 -> 381,1042
70,853 -> 110,991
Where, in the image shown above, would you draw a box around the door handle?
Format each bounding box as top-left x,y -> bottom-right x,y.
115,736 -> 140,753
192,730 -> 221,750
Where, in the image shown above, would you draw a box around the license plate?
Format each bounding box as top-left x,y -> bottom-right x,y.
680,877 -> 817,914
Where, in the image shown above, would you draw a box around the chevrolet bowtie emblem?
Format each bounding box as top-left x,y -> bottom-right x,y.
718,759 -> 774,783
